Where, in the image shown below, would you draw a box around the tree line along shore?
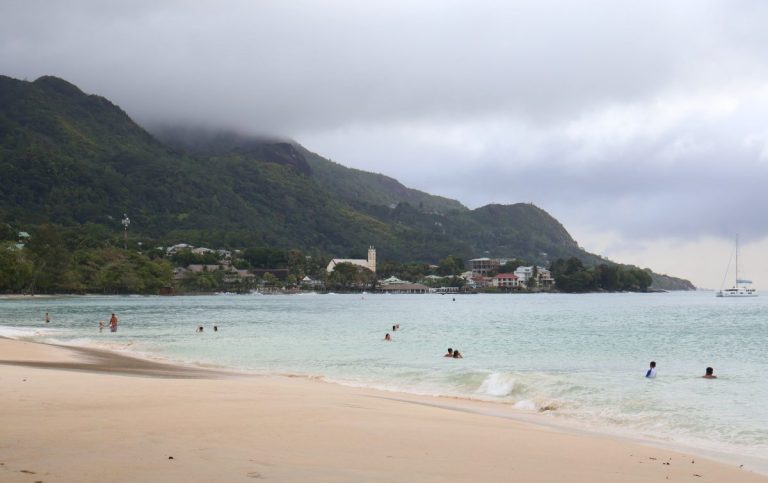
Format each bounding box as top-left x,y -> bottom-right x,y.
1,223 -> 654,295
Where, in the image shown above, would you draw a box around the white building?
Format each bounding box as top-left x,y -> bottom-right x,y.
326,246 -> 377,273
514,266 -> 555,288
166,243 -> 194,254
379,275 -> 406,285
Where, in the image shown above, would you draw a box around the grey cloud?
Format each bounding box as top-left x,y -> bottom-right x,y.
2,0 -> 768,249
3,1 -> 767,133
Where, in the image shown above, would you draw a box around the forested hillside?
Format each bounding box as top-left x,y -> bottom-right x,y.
0,75 -> 694,290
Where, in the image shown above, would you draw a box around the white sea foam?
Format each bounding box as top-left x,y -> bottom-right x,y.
0,325 -> 60,339
513,399 -> 537,410
477,372 -> 518,397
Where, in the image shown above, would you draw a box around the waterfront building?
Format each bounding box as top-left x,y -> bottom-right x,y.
514,266 -> 555,289
492,273 -> 521,289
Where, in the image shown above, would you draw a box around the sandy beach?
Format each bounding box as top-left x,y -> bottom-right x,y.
1,337 -> 765,483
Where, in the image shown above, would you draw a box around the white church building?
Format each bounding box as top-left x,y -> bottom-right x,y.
326,247 -> 377,273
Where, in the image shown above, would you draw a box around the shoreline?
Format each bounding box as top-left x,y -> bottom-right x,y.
1,337 -> 765,482
4,328 -> 768,476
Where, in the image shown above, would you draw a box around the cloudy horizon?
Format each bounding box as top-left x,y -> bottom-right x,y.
2,0 -> 767,288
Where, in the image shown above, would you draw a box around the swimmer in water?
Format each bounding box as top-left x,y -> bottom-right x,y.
645,361 -> 657,378
384,333 -> 391,341
703,367 -> 717,379
452,350 -> 463,359
444,348 -> 453,357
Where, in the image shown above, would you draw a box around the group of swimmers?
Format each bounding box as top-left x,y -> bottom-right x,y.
383,324 -> 464,359
384,323 -> 401,341
644,361 -> 718,379
444,348 -> 463,359
196,325 -> 219,333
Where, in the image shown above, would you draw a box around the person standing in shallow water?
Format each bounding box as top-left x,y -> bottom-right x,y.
703,367 -> 717,379
645,361 -> 657,378
109,313 -> 118,332
44,312 -> 50,323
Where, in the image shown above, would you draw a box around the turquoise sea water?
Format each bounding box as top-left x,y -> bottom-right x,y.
1,291 -> 766,466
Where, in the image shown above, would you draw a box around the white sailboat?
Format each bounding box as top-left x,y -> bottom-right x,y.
717,235 -> 758,297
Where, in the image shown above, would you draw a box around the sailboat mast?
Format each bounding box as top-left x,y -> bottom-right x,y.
735,234 -> 739,284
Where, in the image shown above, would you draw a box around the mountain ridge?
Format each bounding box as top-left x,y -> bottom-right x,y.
0,75 -> 694,290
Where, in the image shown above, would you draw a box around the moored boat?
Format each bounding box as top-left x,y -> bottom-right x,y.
716,236 -> 758,297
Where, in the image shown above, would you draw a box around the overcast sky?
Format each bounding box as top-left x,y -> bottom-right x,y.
2,0 -> 767,288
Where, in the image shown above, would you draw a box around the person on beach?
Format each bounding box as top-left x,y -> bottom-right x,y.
452,350 -> 463,359
384,333 -> 391,341
703,367 -> 717,379
109,313 -> 118,332
645,361 -> 657,378
99,321 -> 104,332
444,348 -> 453,357
45,312 -> 50,323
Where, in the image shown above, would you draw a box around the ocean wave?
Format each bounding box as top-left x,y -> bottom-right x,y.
476,372 -> 522,397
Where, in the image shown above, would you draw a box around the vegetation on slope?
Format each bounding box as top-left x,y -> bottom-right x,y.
0,75 -> 694,290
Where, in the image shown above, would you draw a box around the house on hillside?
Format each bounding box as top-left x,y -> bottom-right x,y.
468,257 -> 500,276
326,246 -> 377,273
166,243 -> 194,254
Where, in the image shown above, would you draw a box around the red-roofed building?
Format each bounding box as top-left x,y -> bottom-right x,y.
492,273 -> 521,289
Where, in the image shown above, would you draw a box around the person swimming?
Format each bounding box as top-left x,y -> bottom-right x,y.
452,350 -> 463,359
444,348 -> 453,357
384,333 -> 391,341
645,361 -> 657,378
196,325 -> 204,333
703,367 -> 717,379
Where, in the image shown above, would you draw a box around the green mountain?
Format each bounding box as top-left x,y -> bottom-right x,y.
0,75 -> 694,289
